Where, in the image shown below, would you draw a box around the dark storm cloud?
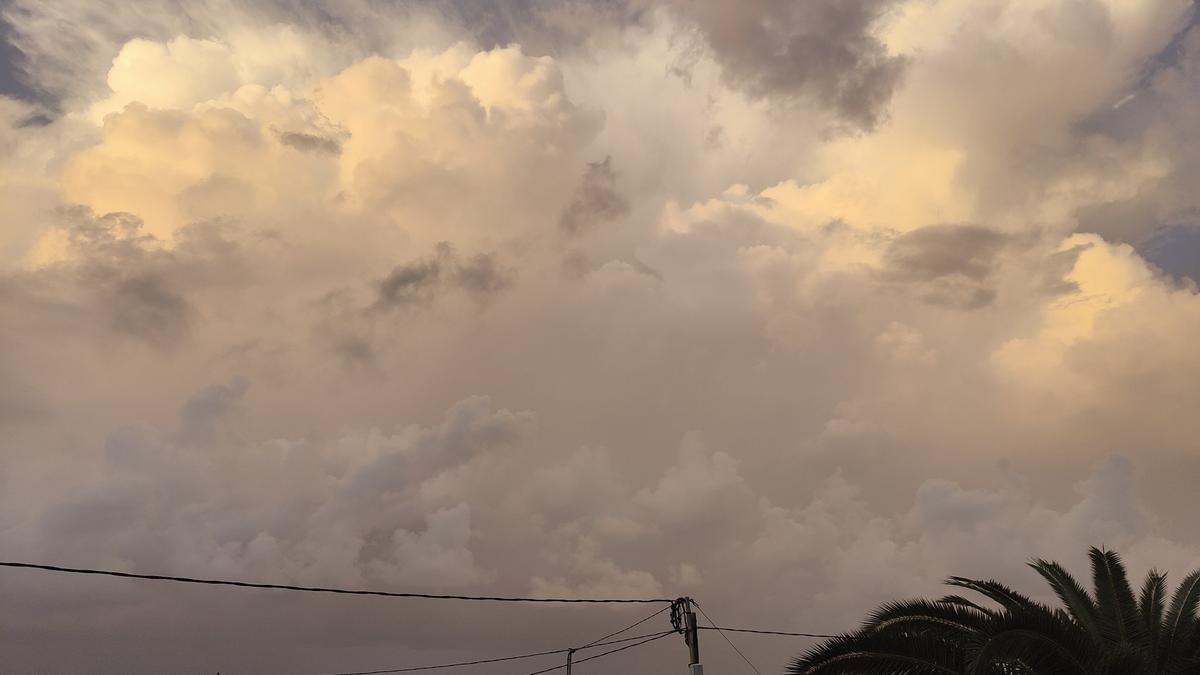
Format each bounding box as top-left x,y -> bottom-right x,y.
664,0 -> 907,129
878,225 -> 1010,309
559,156 -> 629,235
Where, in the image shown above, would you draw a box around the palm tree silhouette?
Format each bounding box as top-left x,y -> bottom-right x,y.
791,547 -> 1200,674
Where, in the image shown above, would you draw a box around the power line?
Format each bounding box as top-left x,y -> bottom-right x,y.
322,632 -> 670,675
0,562 -> 671,604
2,560 -> 841,674
328,605 -> 681,672
578,604 -> 672,648
693,602 -> 761,675
323,647 -> 569,675
524,631 -> 675,675
698,626 -> 837,638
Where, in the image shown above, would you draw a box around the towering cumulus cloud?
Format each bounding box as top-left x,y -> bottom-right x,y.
2,0 -> 1200,673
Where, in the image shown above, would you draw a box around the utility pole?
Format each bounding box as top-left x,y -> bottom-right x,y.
683,598 -> 703,675
566,647 -> 574,675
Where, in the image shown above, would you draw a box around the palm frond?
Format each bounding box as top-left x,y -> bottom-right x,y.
1089,547 -> 1147,649
790,550 -> 1197,675
968,629 -> 1090,675
966,599 -> 1093,675
939,595 -> 1000,618
1161,568 -> 1200,666
1140,568 -> 1167,666
866,599 -> 991,635
1030,558 -> 1101,642
945,577 -> 1040,613
790,630 -> 967,674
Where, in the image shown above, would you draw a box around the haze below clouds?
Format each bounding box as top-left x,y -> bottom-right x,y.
3,1 -> 1200,673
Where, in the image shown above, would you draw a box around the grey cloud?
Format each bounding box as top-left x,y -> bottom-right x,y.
109,273 -> 190,345
33,390 -> 528,592
1038,243 -> 1087,297
311,287 -> 380,365
65,210 -> 154,261
332,333 -> 374,364
560,249 -> 662,281
376,243 -> 513,310
376,247 -> 448,308
349,396 -> 532,492
343,244 -> 512,364
882,226 -> 1007,282
1132,5 -> 1200,90
277,130 -> 341,155
0,381 -> 49,427
1073,192 -> 1167,244
0,210 -> 256,355
0,5 -> 41,104
38,483 -> 147,541
663,0 -> 907,129
454,252 -> 514,297
1091,24 -> 1200,262
559,156 -> 630,235
41,211 -> 195,345
178,376 -> 249,444
1139,222 -> 1200,283
453,0 -> 911,128
437,0 -> 635,56
877,225 -> 1010,309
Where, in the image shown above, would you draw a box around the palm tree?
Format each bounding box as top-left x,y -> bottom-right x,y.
790,547 -> 1200,674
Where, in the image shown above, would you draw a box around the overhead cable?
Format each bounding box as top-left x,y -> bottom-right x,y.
324,631 -> 670,675
697,626 -> 837,638
0,562 -> 672,604
524,631 -> 675,675
578,604 -> 671,648
693,601 -> 762,675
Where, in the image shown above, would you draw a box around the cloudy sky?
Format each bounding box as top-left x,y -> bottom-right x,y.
3,0 -> 1200,673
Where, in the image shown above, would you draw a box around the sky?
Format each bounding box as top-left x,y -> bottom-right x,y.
2,0 -> 1200,673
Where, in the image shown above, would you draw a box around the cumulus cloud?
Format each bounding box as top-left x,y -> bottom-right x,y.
14,392 -> 528,588
2,1 -> 1200,674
